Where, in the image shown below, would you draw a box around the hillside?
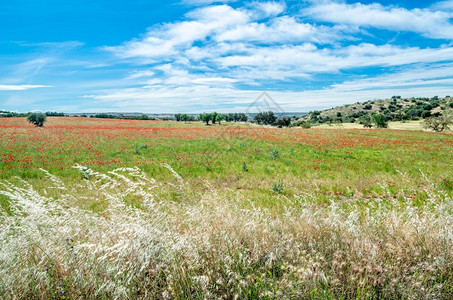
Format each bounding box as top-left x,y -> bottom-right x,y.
299,95 -> 453,126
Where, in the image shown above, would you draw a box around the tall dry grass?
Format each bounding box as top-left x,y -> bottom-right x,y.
0,165 -> 452,299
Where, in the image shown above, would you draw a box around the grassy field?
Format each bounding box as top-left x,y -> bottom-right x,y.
315,120 -> 425,131
0,117 -> 452,299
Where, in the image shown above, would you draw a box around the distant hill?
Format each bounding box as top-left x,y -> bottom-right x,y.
298,96 -> 453,125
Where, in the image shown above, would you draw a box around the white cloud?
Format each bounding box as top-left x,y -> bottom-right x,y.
0,84 -> 52,91
93,1 -> 453,113
431,0 -> 453,11
246,1 -> 286,19
106,5 -> 250,59
303,1 -> 453,39
331,63 -> 453,92
217,43 -> 453,74
84,72 -> 453,113
126,70 -> 156,79
215,16 -> 340,43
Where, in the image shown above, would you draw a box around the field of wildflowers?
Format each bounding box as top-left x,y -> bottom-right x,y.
0,117 -> 452,298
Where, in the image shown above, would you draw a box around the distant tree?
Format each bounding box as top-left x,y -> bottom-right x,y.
180,114 -> 189,123
359,115 -> 373,128
253,111 -> 277,125
372,114 -> 388,128
199,113 -> 212,125
45,111 -> 65,116
421,110 -> 431,119
27,112 -> 47,127
300,121 -> 312,129
174,113 -> 182,121
211,112 -> 218,124
422,114 -> 452,132
275,117 -> 291,128
217,114 -> 225,125
239,113 -> 248,122
93,113 -> 117,119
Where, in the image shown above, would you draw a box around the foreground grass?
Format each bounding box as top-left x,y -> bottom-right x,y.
0,166 -> 452,299
0,117 -> 452,298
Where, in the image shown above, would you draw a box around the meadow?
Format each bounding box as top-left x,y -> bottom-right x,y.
0,117 -> 452,299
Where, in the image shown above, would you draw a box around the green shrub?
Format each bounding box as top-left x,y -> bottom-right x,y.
421,110 -> 431,118
372,114 -> 388,128
272,179 -> 284,194
27,112 -> 47,127
269,149 -> 279,160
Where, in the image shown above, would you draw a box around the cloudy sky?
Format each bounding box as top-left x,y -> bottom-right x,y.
1,0 -> 452,113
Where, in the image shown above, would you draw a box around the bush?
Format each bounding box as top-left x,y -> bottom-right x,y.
269,149 -> 279,160
275,117 -> 291,128
271,179 -> 284,194
372,114 -> 388,128
421,110 -> 431,118
422,115 -> 452,132
253,111 -> 277,125
358,115 -> 372,128
242,162 -> 248,172
27,112 -> 47,127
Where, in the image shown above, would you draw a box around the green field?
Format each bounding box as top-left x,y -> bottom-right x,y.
1,117 -> 452,299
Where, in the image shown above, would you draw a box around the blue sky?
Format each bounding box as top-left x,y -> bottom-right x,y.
1,0 -> 453,113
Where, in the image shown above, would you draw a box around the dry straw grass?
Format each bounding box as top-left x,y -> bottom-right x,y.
0,165 -> 452,299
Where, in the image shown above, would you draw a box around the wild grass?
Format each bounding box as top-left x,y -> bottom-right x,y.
0,165 -> 452,299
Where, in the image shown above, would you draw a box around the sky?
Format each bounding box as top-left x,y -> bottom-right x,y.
1,0 -> 453,113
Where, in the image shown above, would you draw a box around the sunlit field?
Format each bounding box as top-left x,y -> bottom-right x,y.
1,117 -> 452,299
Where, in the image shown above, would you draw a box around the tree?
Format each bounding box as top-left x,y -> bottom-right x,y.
180,114 -> 189,123
239,113 -> 248,122
421,110 -> 431,119
359,115 -> 372,128
27,112 -> 47,127
211,112 -> 218,124
253,111 -> 277,125
174,113 -> 182,121
275,117 -> 291,128
217,114 -> 225,125
199,113 -> 212,125
372,114 -> 388,128
422,114 -> 452,132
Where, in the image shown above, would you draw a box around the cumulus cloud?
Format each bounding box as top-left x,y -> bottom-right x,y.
94,1 -> 453,112
431,0 -> 453,11
302,1 -> 453,39
105,5 -> 250,59
0,85 -> 52,91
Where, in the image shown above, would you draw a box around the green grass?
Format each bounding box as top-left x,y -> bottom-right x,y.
0,117 -> 452,298
0,117 -> 452,212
